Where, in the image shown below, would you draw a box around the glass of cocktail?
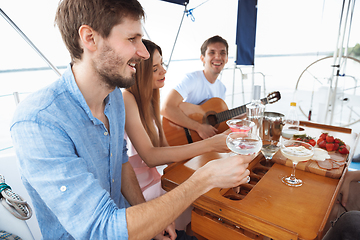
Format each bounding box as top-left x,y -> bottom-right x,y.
260,140 -> 280,167
226,119 -> 255,134
226,132 -> 261,193
280,140 -> 314,187
226,132 -> 262,156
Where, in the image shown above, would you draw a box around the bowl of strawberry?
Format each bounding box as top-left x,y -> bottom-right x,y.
316,133 -> 349,154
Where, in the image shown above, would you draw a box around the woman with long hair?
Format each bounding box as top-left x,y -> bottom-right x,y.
123,39 -> 230,230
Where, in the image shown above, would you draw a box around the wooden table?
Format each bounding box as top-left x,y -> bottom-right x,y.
161,121 -> 359,240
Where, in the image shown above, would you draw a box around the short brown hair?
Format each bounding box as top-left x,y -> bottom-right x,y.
200,35 -> 229,56
55,0 -> 145,62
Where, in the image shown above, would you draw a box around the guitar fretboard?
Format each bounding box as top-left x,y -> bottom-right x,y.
215,97 -> 269,124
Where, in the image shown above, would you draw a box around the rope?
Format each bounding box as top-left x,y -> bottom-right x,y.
0,146 -> 13,152
166,0 -> 211,68
0,230 -> 22,240
186,0 -> 211,22
0,175 -> 32,221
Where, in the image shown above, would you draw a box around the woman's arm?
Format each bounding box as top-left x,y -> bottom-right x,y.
124,91 -> 230,168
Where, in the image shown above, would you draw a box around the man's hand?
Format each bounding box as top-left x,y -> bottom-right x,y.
196,123 -> 218,139
153,222 -> 177,240
192,153 -> 254,194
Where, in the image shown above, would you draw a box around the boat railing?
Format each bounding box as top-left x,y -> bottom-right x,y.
0,92 -> 30,154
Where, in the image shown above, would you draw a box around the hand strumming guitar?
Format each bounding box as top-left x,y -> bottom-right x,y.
196,122 -> 218,139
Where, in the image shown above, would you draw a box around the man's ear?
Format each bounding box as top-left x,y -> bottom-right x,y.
200,54 -> 205,66
78,25 -> 98,52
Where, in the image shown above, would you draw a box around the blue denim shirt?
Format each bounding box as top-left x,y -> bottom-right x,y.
10,65 -> 129,239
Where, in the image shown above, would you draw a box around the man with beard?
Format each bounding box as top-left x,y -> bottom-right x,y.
10,0 -> 252,239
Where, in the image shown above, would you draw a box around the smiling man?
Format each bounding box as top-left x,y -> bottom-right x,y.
9,1 -> 252,240
161,36 -> 229,140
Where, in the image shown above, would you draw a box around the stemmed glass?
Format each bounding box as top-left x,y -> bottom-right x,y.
226,119 -> 255,134
280,140 -> 314,187
260,140 -> 280,167
226,132 -> 262,193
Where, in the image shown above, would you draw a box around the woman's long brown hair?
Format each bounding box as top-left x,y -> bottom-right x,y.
126,39 -> 164,147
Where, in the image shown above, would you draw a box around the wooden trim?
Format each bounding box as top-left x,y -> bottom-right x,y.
300,121 -> 352,134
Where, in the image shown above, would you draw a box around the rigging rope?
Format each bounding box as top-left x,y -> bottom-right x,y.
0,174 -> 32,221
186,0 -> 211,22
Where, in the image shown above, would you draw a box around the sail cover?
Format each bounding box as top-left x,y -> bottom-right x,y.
160,0 -> 189,5
236,0 -> 258,66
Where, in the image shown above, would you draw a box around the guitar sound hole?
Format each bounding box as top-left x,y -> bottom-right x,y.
206,114 -> 217,126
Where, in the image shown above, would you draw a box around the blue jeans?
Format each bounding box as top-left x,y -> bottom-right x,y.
322,211 -> 360,240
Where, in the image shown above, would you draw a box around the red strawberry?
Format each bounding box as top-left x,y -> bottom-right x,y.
334,138 -> 340,144
337,138 -> 345,146
317,138 -> 324,145
338,146 -> 349,154
308,139 -> 316,147
333,143 -> 339,151
318,139 -> 326,149
326,135 -> 335,143
320,133 -> 328,140
326,143 -> 334,152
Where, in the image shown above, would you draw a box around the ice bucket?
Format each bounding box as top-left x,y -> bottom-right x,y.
260,112 -> 285,141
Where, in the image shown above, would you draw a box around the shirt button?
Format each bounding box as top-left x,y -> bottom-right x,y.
111,153 -> 113,157
104,132 -> 108,136
112,179 -> 115,183
60,186 -> 67,192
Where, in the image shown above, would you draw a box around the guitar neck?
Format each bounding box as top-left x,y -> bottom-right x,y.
216,97 -> 268,123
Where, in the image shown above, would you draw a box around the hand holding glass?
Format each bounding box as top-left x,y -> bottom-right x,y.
226,132 -> 261,193
280,140 -> 314,187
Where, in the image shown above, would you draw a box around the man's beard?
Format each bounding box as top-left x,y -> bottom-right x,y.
93,44 -> 140,89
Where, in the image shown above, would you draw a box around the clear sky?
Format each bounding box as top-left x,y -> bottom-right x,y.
1,0 -> 359,148
1,0 -> 359,71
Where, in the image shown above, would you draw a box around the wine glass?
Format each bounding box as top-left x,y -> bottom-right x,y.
226,119 -> 255,134
226,132 -> 262,194
280,140 -> 314,187
226,132 -> 262,156
260,140 -> 280,167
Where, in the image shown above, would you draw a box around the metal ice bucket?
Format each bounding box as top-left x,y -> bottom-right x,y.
260,112 -> 285,141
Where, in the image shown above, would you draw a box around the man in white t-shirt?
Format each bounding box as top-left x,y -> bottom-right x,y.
161,35 -> 229,140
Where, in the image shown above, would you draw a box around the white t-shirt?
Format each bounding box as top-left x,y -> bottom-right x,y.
174,70 -> 226,105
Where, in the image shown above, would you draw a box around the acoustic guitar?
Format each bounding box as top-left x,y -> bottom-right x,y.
162,91 -> 281,146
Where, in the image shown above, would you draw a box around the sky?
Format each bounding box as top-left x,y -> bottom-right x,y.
1,0 -> 359,72
0,0 -> 359,121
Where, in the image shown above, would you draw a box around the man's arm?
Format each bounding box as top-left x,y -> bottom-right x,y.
121,161 -> 145,206
121,161 -> 177,240
126,153 -> 252,240
161,89 -> 217,139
